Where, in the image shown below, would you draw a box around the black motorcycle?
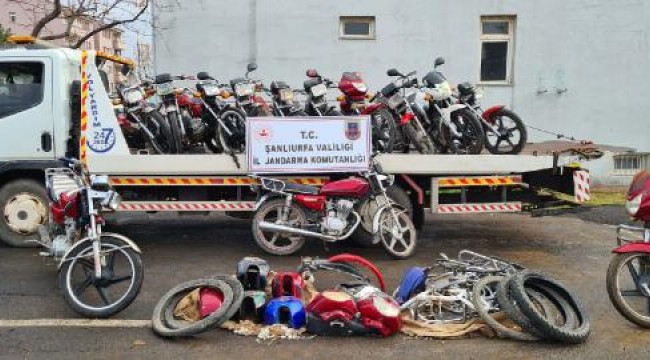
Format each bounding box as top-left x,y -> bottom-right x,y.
195,72 -> 248,154
419,57 -> 485,154
302,69 -> 342,116
266,81 -> 307,117
229,63 -> 272,117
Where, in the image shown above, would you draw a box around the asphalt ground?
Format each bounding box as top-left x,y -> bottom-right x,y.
1,207 -> 649,359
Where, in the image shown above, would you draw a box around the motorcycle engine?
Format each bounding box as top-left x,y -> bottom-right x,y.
321,199 -> 355,236
181,109 -> 206,141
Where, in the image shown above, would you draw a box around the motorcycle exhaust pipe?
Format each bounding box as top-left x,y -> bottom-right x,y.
257,221 -> 338,242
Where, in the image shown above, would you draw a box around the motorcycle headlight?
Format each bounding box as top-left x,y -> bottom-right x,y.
105,191 -> 122,211
625,193 -> 643,216
353,82 -> 368,93
123,89 -> 144,105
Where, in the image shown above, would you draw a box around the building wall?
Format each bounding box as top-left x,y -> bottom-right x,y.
158,0 -> 647,183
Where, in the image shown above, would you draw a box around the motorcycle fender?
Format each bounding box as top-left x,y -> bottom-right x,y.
57,232 -> 142,270
255,193 -> 281,211
440,104 -> 467,122
613,242 -> 650,254
363,103 -> 384,115
372,203 -> 407,234
481,105 -> 506,122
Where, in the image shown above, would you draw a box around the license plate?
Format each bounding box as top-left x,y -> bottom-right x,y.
157,82 -> 174,96
387,93 -> 403,109
310,83 -> 328,97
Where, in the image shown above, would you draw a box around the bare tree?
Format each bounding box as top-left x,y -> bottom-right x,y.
12,0 -> 152,49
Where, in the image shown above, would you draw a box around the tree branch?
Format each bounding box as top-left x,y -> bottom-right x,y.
31,0 -> 63,37
72,0 -> 149,49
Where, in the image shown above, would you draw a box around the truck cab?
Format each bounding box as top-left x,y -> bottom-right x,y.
0,40 -> 83,246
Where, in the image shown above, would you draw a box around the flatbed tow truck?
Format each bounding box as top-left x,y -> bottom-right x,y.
0,37 -> 594,247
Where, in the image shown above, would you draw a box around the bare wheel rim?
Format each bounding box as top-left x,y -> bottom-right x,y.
486,115 -> 521,152
255,203 -> 306,252
614,253 -> 650,321
65,242 -> 137,311
378,210 -> 415,255
3,192 -> 47,234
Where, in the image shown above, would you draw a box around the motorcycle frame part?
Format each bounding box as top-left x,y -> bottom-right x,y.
327,254 -> 386,292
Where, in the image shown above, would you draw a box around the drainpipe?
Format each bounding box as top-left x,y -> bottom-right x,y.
249,0 -> 257,64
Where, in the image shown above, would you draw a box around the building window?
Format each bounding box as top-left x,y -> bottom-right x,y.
339,16 -> 375,40
613,153 -> 649,176
9,11 -> 16,23
480,16 -> 515,84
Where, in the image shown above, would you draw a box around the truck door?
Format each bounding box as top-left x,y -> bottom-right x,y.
0,58 -> 54,160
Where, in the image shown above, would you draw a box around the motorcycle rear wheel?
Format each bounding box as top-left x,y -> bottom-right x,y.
252,199 -> 307,256
484,109 -> 527,155
59,236 -> 143,318
607,252 -> 650,328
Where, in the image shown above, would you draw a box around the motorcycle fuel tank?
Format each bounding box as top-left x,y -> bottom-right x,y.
319,178 -> 369,198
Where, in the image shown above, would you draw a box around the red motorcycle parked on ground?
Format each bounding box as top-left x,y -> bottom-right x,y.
251,156 -> 417,259
607,170 -> 650,327
337,72 -> 397,153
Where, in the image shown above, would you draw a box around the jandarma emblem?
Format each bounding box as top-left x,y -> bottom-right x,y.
254,126 -> 273,142
345,121 -> 360,140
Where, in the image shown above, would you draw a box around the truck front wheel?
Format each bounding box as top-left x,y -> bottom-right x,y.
0,179 -> 48,247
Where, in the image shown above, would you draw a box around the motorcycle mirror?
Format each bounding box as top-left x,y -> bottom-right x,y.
434,57 -> 445,68
247,63 -> 258,73
386,68 -> 401,77
197,72 -> 213,81
306,69 -> 319,78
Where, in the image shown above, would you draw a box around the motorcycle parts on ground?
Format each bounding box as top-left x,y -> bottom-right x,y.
298,254 -> 386,292
271,272 -> 304,298
394,267 -> 428,304
237,256 -> 270,291
151,277 -> 244,337
263,296 -> 307,329
238,290 -> 267,322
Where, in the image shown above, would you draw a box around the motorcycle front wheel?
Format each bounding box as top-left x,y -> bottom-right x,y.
377,207 -> 417,259
606,252 -> 650,328
147,111 -> 174,154
444,108 -> 484,155
252,199 -> 307,256
403,122 -> 436,154
370,108 -> 397,153
166,111 -> 184,154
59,236 -> 144,318
218,108 -> 247,154
484,108 -> 528,155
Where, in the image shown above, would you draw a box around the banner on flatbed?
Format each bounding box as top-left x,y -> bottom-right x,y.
247,117 -> 371,174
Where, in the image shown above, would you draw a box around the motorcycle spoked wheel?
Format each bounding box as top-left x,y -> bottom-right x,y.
59,236 -> 143,318
166,111 -> 184,154
370,108 -> 397,153
606,252 -> 650,328
443,108 -> 484,155
147,111 -> 174,154
403,122 -> 436,154
252,199 -> 308,256
483,109 -> 528,155
218,109 -> 247,154
376,207 -> 417,259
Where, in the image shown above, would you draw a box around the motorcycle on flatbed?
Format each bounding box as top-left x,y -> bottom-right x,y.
251,156 -> 417,259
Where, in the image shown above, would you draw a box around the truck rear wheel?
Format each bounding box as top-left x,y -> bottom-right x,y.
350,186 -> 413,247
0,179 -> 48,247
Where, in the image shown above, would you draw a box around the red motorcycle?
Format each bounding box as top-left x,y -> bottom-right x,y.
607,170 -> 650,327
337,72 -> 397,153
251,157 -> 417,259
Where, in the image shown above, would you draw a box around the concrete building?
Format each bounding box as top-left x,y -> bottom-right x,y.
142,1 -> 650,183
0,0 -> 125,88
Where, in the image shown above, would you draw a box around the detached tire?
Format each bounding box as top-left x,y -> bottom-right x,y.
350,185 -> 413,248
152,278 -> 235,337
0,179 -> 48,248
509,270 -> 590,344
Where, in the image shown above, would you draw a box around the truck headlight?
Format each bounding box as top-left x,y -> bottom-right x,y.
625,194 -> 642,216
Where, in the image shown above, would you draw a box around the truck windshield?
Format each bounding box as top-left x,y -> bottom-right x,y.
0,62 -> 44,119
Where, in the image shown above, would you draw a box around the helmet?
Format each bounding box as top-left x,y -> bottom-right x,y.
264,296 -> 306,329
236,257 -> 270,291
